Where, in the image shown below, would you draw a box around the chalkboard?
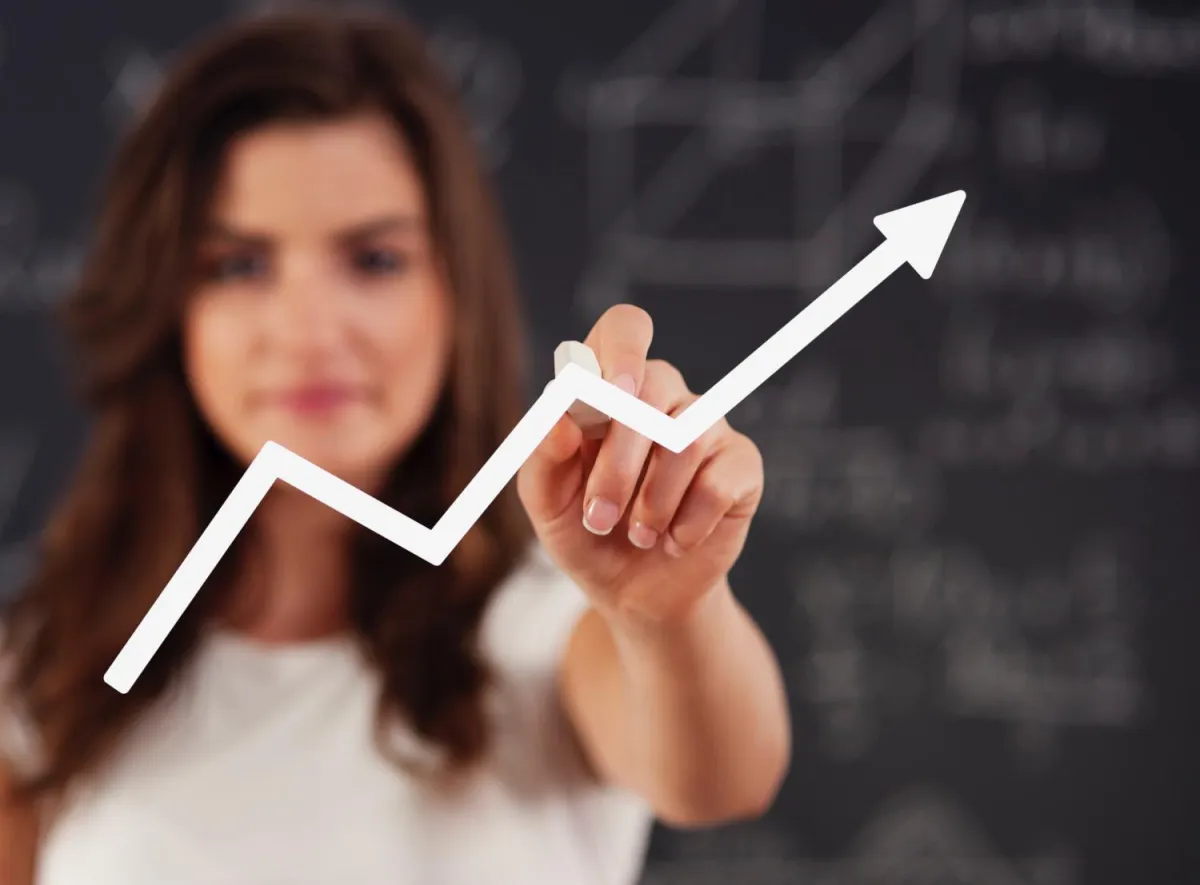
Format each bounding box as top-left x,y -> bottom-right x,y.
0,1 -> 1197,882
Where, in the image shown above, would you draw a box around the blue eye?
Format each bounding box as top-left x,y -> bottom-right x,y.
209,253 -> 267,281
353,248 -> 408,276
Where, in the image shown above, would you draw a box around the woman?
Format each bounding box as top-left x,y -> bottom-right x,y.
0,7 -> 791,884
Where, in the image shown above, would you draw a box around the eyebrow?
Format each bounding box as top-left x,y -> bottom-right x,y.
201,213 -> 426,246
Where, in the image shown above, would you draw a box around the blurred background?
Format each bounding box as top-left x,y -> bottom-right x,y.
0,0 -> 1198,882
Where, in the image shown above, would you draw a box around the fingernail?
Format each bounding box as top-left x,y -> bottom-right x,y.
628,521 -> 658,549
663,533 -> 685,558
612,373 -> 637,396
583,497 -> 620,535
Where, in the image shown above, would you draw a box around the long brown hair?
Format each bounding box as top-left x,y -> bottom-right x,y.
1,5 -> 535,803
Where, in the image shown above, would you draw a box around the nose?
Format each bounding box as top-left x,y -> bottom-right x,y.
269,266 -> 349,357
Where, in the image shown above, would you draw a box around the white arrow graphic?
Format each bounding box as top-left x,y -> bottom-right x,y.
104,190 -> 966,693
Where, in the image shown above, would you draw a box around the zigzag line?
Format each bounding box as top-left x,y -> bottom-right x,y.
104,190 -> 965,691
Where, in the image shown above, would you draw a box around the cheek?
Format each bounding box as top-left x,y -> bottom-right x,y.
300,294 -> 454,483
374,298 -> 454,417
181,306 -> 254,441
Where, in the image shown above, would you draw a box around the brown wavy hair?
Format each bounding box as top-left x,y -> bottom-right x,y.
1,5 -> 535,803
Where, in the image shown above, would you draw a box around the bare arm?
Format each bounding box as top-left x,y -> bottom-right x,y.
0,763 -> 37,885
558,576 -> 791,828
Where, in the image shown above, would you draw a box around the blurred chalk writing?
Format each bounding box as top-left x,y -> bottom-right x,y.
792,534 -> 1141,763
0,181 -> 83,311
426,16 -> 523,168
563,0 -> 967,312
968,1 -> 1200,73
737,367 -> 946,536
643,789 -> 1076,884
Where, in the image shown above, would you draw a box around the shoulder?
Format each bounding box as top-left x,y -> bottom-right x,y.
478,540 -> 591,683
473,540 -> 592,786
477,544 -> 655,880
474,538 -> 602,757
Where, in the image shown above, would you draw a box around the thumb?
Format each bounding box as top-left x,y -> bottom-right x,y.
517,412 -> 587,527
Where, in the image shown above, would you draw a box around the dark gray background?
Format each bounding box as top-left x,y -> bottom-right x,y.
0,0 -> 1197,882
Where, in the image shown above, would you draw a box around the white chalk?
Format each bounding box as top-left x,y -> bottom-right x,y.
554,340 -> 612,439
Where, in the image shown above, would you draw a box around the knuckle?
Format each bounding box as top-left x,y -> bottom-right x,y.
632,484 -> 675,531
633,496 -> 673,532
662,359 -> 687,386
681,439 -> 710,471
695,473 -> 737,513
667,523 -> 704,550
693,416 -> 726,448
591,458 -> 643,501
647,360 -> 688,395
670,415 -> 723,465
641,361 -> 682,405
738,432 -> 764,473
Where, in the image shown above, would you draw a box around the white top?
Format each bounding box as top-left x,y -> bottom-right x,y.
0,542 -> 654,885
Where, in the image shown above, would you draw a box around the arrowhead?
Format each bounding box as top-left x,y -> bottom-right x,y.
873,190 -> 966,280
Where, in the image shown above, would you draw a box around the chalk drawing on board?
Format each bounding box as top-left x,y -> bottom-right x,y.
921,183 -> 1195,473
561,0 -> 967,315
0,43 -> 169,314
0,181 -> 86,312
791,535 -> 1143,764
968,0 -> 1200,74
226,1 -> 523,168
426,17 -> 523,169
812,789 -> 1075,885
733,365 -> 946,536
103,43 -> 165,129
643,788 -> 1074,884
991,78 -> 1108,173
933,185 -> 1173,316
920,313 -> 1200,471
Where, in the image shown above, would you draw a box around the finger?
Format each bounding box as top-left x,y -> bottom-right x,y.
576,306 -> 656,536
583,303 -> 655,398
625,397 -> 726,550
582,360 -> 688,536
554,341 -> 612,440
661,434 -> 765,558
516,411 -> 586,528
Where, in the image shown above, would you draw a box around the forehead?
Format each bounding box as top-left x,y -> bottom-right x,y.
207,112 -> 427,230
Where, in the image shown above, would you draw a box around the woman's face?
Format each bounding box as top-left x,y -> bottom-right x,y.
182,112 -> 454,490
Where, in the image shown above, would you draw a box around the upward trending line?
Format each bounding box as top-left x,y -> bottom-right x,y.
103,190 -> 966,693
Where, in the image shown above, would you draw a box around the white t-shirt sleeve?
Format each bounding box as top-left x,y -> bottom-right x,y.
479,540 -> 655,885
479,540 -> 596,783
481,541 -> 590,684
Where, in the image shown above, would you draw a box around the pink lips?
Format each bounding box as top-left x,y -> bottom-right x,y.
274,385 -> 358,415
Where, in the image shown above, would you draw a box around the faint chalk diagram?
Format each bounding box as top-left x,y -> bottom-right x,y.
790,534 -> 1142,763
561,0 -> 967,314
643,788 -> 1074,885
115,5 -> 523,169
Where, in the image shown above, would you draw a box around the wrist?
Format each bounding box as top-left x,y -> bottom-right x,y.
604,576 -> 736,665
